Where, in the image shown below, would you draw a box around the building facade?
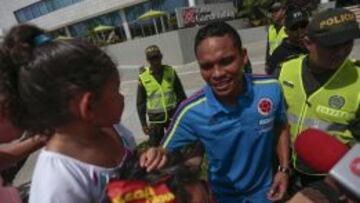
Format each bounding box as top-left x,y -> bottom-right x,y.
0,0 -> 242,41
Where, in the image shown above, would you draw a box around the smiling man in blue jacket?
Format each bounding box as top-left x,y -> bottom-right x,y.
161,22 -> 290,203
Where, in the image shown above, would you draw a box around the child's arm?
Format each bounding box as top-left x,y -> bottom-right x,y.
0,135 -> 47,170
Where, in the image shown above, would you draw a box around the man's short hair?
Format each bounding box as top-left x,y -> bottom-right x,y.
145,45 -> 162,59
194,21 -> 242,55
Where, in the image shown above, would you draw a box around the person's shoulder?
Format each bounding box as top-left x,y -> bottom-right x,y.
251,74 -> 279,85
36,150 -> 96,173
112,123 -> 136,151
175,89 -> 206,113
350,59 -> 360,67
250,74 -> 281,93
269,44 -> 290,61
31,150 -> 88,190
280,54 -> 305,69
138,66 -> 146,74
282,54 -> 303,64
163,64 -> 175,71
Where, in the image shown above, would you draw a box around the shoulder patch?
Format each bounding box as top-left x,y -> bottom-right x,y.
282,54 -> 302,63
163,65 -> 175,72
138,66 -> 146,74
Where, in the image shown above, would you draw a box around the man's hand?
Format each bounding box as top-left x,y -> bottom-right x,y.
267,171 -> 289,201
142,125 -> 151,135
139,147 -> 167,172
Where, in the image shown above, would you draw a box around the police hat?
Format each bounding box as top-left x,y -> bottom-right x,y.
269,2 -> 284,12
307,8 -> 360,47
145,45 -> 162,59
285,8 -> 309,29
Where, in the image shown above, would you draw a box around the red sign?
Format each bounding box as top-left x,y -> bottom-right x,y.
183,8 -> 195,25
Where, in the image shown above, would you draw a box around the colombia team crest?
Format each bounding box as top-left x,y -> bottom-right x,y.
258,98 -> 273,116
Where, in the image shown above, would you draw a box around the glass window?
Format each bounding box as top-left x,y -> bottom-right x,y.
153,0 -> 188,13
125,1 -> 151,22
14,0 -> 83,23
62,0 -> 74,5
52,0 -> 64,10
24,7 -> 33,21
69,21 -> 88,37
68,11 -> 123,37
30,4 -> 41,18
14,11 -> 27,23
38,2 -> 49,15
45,1 -> 55,12
126,0 -> 188,36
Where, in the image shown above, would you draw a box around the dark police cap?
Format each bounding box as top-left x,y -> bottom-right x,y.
307,8 -> 360,47
285,8 -> 309,29
145,45 -> 162,59
269,2 -> 284,12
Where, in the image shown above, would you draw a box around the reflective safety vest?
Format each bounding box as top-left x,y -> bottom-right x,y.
268,24 -> 287,55
139,66 -> 177,124
279,56 -> 360,175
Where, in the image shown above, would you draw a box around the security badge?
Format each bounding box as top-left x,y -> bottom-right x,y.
328,95 -> 345,109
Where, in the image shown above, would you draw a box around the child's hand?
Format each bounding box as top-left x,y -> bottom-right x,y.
139,147 -> 167,172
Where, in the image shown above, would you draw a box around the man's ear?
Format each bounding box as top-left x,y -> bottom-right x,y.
78,92 -> 96,121
303,36 -> 313,52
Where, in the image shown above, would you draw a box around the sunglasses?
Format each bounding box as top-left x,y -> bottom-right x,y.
289,21 -> 308,31
147,55 -> 162,61
270,7 -> 284,13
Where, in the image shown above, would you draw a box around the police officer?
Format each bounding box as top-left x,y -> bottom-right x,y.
265,2 -> 288,73
267,7 -> 309,76
137,45 -> 186,146
279,8 -> 360,188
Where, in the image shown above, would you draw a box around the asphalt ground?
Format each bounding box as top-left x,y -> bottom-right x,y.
12,39 -> 360,186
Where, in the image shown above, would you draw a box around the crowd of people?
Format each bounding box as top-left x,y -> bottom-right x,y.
0,1 -> 360,203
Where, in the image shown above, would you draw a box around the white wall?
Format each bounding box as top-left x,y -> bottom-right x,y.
0,0 -> 38,31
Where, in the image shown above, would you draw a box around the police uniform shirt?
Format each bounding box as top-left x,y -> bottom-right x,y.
136,65 -> 186,127
302,56 -> 338,96
301,56 -> 360,141
267,38 -> 308,76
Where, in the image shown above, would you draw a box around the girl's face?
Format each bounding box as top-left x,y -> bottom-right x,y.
92,74 -> 124,127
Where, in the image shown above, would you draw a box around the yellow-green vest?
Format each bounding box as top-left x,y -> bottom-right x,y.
279,56 -> 360,175
268,25 -> 287,55
139,66 -> 177,124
